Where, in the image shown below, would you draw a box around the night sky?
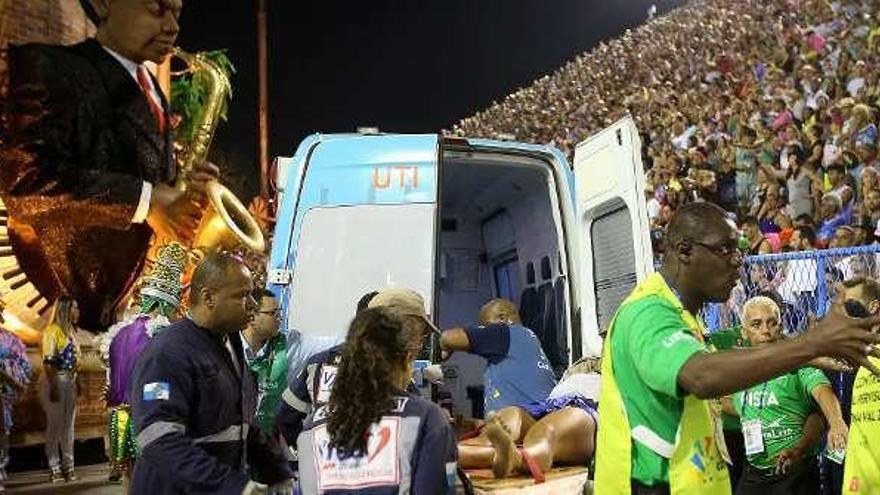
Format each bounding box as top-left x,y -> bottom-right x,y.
177,0 -> 685,196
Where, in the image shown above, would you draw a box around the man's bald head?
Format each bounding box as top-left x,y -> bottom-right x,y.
479,298 -> 521,325
666,201 -> 733,249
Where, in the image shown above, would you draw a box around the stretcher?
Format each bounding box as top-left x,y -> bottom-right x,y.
457,466 -> 592,495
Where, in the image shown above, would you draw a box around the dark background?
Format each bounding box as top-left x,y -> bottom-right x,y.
178,0 -> 686,197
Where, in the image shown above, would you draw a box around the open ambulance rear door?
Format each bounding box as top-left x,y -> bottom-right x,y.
572,116 -> 654,356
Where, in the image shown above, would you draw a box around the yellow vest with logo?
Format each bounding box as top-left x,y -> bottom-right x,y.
843,356 -> 880,494
594,273 -> 731,494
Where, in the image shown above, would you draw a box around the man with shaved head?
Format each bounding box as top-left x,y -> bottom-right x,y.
440,298 -> 556,414
130,252 -> 292,494
479,299 -> 521,326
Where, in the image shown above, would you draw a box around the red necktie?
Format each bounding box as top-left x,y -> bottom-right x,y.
136,66 -> 167,134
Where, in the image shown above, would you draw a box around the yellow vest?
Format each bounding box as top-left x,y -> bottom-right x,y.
594,273 -> 731,494
843,356 -> 880,494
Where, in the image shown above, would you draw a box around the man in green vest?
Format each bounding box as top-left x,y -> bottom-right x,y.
595,202 -> 880,495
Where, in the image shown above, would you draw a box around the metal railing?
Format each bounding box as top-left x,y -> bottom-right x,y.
703,244 -> 880,334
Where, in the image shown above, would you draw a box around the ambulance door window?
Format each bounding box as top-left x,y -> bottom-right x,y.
493,256 -> 521,302
288,203 -> 435,340
590,202 -> 637,332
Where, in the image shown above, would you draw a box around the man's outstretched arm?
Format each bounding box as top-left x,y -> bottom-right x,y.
679,300 -> 880,399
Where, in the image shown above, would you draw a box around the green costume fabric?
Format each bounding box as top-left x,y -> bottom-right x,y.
249,333 -> 288,432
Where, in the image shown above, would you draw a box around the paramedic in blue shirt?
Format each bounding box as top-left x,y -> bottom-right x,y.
439,298 -> 556,414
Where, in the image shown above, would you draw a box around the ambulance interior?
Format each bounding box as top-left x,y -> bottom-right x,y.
436,151 -> 569,418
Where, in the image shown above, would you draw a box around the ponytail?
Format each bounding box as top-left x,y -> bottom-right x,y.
326,307 -> 421,456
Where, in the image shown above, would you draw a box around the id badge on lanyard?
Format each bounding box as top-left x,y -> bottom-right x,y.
742,383 -> 768,456
742,419 -> 765,455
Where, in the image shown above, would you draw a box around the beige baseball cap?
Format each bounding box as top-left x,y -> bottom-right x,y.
368,287 -> 440,334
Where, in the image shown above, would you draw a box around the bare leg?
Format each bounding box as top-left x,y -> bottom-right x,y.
490,407 -> 536,443
487,407 -> 596,477
485,421 -> 520,478
458,407 -> 535,469
458,440 -> 495,469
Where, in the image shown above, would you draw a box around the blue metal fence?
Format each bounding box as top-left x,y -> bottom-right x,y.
703,244 -> 880,334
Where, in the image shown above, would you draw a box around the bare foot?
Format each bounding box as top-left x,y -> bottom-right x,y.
485,421 -> 521,479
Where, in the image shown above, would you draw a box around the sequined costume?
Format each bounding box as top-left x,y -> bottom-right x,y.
0,329 -> 31,433
103,314 -> 171,472
248,333 -> 288,433
0,328 -> 30,481
0,39 -> 176,330
100,243 -> 186,475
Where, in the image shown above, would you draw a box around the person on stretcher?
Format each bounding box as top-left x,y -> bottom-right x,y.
457,358 -> 600,480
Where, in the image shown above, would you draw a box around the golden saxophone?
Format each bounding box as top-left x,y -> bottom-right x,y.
172,48 -> 265,255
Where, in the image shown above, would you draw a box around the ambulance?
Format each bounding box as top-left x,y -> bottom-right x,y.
267,115 -> 653,419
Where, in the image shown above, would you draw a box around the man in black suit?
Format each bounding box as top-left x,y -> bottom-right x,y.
1,0 -> 219,330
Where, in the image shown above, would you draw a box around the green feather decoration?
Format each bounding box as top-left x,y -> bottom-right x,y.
170,50 -> 236,148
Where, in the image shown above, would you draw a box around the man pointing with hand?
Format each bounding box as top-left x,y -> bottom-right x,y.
595,202 -> 880,495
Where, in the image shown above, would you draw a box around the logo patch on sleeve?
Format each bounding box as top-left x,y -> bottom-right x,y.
143,382 -> 170,401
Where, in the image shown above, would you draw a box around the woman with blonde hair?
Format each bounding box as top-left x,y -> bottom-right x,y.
40,296 -> 80,483
848,104 -> 877,149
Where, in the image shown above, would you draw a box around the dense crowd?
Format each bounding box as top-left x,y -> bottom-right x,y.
454,0 -> 880,259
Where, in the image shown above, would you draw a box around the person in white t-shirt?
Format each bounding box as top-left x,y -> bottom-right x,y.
646,184 -> 662,227
779,226 -> 819,334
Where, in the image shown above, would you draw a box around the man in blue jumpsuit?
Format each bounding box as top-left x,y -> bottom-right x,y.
130,252 -> 293,494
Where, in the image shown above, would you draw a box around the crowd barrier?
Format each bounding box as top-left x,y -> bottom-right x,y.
702,244 -> 880,335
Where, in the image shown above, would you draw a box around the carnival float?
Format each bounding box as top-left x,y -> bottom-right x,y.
0,46 -> 267,447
